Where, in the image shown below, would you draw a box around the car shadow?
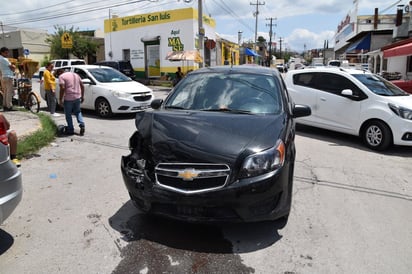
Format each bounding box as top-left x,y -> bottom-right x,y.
109,200 -> 285,254
296,124 -> 412,157
0,229 -> 14,255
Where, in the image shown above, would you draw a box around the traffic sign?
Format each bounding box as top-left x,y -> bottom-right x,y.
61,32 -> 73,49
23,48 -> 30,56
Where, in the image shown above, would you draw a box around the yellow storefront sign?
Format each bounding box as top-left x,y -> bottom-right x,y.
104,7 -> 215,33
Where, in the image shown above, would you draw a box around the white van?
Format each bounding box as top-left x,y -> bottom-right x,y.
38,59 -> 86,79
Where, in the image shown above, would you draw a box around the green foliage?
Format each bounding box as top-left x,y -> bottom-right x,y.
257,36 -> 266,43
16,113 -> 57,158
45,25 -> 98,59
41,55 -> 51,67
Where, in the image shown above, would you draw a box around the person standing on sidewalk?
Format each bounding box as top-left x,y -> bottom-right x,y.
58,69 -> 85,136
43,62 -> 60,117
0,47 -> 16,111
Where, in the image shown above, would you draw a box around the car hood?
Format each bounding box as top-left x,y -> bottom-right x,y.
98,81 -> 152,94
135,110 -> 286,164
384,94 -> 412,108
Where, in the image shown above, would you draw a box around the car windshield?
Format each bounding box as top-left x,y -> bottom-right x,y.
352,73 -> 409,96
88,67 -> 131,83
164,72 -> 283,114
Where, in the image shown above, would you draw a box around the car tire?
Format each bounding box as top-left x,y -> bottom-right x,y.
362,120 -> 392,151
95,98 -> 113,118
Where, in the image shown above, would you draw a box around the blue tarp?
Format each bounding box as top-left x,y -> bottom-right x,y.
346,33 -> 371,53
245,48 -> 260,57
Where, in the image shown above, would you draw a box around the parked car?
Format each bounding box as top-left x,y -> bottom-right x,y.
284,67 -> 412,151
121,65 -> 311,225
391,79 -> 412,94
94,60 -> 136,80
40,65 -> 154,118
38,59 -> 86,80
0,117 -> 22,225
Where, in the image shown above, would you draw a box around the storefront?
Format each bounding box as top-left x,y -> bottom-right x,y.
104,7 -> 216,79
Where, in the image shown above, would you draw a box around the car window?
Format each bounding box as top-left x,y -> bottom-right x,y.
73,68 -> 89,80
88,67 -> 131,83
165,72 -> 282,114
62,61 -> 68,66
352,73 -> 409,96
293,72 -> 365,98
71,61 -> 85,66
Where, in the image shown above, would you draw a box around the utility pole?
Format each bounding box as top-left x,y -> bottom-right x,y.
250,1 -> 265,51
278,37 -> 283,59
198,0 -> 204,68
266,17 -> 276,67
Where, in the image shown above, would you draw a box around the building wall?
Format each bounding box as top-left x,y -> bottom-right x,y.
104,7 -> 216,78
0,30 -> 50,63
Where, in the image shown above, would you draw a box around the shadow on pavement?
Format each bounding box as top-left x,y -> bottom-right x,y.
109,200 -> 284,254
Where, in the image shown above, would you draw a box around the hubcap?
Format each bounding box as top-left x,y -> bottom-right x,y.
366,125 -> 382,146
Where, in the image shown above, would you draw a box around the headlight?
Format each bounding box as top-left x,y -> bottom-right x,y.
389,103 -> 412,120
239,140 -> 285,179
112,90 -> 130,98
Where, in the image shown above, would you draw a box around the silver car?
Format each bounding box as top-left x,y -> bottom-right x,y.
0,119 -> 22,225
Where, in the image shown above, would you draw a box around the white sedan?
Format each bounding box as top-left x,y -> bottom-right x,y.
41,65 -> 154,118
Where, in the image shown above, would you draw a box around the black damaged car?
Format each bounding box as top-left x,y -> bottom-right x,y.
121,65 -> 311,225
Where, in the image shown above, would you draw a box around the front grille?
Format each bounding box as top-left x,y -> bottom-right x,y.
155,163 -> 230,194
133,93 -> 152,102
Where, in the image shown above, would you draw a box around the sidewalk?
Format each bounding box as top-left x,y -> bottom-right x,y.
1,110 -> 42,140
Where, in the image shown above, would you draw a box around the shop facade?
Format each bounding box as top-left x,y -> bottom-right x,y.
104,7 -> 216,79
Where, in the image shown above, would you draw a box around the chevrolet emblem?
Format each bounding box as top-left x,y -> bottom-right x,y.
178,169 -> 199,181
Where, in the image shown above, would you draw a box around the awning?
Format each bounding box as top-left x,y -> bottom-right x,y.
383,43 -> 412,58
346,33 -> 371,53
165,50 -> 203,63
245,48 -> 260,57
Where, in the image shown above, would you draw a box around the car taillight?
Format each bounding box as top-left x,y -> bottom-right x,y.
0,121 -> 9,145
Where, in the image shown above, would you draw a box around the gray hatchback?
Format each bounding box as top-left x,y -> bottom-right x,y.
0,118 -> 22,225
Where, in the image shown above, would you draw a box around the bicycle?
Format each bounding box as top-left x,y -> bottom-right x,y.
15,78 -> 41,113
0,78 -> 41,113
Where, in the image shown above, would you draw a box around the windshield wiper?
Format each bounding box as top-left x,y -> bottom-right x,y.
165,106 -> 186,110
200,108 -> 253,114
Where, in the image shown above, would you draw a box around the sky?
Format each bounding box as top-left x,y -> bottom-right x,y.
0,0 -> 408,53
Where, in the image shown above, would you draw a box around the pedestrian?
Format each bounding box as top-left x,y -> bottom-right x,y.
0,47 -> 16,111
0,113 -> 20,167
58,69 -> 85,136
43,61 -> 60,116
173,66 -> 184,86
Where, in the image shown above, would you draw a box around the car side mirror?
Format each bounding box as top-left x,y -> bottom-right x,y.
341,89 -> 353,97
292,104 -> 311,118
82,79 -> 92,85
150,99 -> 163,109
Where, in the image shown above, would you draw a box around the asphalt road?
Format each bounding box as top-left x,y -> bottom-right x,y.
1,83 -> 411,273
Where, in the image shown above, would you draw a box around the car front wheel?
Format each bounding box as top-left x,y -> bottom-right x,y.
95,98 -> 113,118
362,120 -> 392,151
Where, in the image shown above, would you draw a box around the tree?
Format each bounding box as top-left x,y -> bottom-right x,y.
45,25 -> 98,59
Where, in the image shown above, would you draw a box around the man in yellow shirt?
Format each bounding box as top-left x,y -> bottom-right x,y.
43,62 -> 60,117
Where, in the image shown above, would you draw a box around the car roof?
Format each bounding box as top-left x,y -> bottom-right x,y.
288,66 -> 371,75
190,65 -> 281,76
67,64 -> 113,69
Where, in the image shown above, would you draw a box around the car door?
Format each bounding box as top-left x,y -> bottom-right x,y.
73,68 -> 95,110
289,72 -> 319,124
313,72 -> 365,134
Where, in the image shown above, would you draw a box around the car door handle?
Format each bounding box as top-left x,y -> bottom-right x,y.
320,97 -> 326,101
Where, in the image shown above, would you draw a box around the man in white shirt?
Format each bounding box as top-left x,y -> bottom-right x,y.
0,47 -> 16,111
